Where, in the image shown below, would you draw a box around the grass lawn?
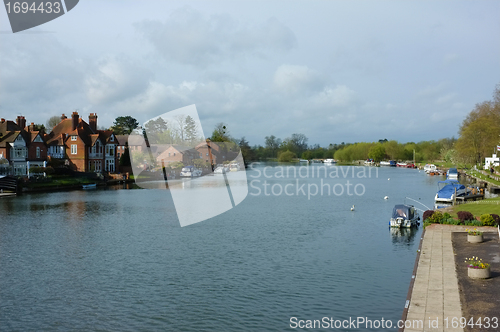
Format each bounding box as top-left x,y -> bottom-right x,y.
450,197 -> 500,219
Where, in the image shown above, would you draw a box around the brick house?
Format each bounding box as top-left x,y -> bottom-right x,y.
156,145 -> 199,166
45,112 -> 119,173
195,140 -> 240,166
0,116 -> 47,176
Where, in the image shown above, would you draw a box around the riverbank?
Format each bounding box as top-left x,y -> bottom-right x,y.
401,224 -> 499,332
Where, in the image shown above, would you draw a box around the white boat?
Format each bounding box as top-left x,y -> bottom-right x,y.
299,159 -> 309,163
389,204 -> 420,228
82,183 -> 97,189
364,159 -> 374,165
324,159 -> 337,164
434,179 -> 468,203
229,163 -> 240,172
213,166 -> 225,174
447,167 -> 458,180
180,166 -> 202,177
380,160 -> 396,167
424,164 -> 437,173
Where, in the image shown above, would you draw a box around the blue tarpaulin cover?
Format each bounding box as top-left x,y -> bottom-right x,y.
437,180 -> 465,198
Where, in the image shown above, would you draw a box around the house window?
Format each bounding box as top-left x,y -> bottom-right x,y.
71,135 -> 77,141
110,136 -> 114,141
71,144 -> 77,154
36,147 -> 40,158
169,152 -> 171,157
173,153 -> 176,156
206,153 -> 209,156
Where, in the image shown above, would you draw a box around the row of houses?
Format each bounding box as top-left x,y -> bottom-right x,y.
0,112 -> 238,176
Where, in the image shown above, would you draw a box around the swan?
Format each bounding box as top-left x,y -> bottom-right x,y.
350,205 -> 355,211
384,196 -> 389,200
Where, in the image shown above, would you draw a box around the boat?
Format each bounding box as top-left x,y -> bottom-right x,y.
396,162 -> 407,167
364,159 -> 374,165
389,204 -> 420,228
424,164 -> 437,173
213,166 -> 225,174
180,166 -> 202,177
82,183 -> 97,189
299,159 -> 309,163
434,179 -> 468,203
229,163 -> 240,172
380,160 -> 396,167
324,159 -> 337,164
447,167 -> 458,180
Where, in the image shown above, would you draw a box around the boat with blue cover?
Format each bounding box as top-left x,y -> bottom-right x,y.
389,204 -> 420,228
434,179 -> 467,203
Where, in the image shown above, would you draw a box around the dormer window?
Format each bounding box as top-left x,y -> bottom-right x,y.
110,135 -> 114,142
71,135 -> 77,141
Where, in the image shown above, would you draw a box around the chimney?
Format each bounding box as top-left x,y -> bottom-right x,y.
29,122 -> 35,132
61,114 -> 67,121
72,112 -> 79,131
0,118 -> 5,123
89,113 -> 97,132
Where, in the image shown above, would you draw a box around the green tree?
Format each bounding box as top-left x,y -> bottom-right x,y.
144,117 -> 168,143
210,123 -> 232,142
184,115 -> 199,143
278,150 -> 296,162
119,147 -> 131,166
368,144 -> 386,162
264,135 -> 282,158
239,137 -> 255,161
111,116 -> 139,135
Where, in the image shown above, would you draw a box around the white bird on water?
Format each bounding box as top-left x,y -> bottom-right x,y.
351,205 -> 355,211
384,196 -> 389,200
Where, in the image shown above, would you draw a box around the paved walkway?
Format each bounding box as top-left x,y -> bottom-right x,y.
403,224 -> 498,332
404,226 -> 465,332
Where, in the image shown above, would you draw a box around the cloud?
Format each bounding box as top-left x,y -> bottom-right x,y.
134,6 -> 296,67
85,56 -> 152,105
273,64 -> 325,95
312,85 -> 356,108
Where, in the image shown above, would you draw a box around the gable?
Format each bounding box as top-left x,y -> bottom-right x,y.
33,135 -> 43,143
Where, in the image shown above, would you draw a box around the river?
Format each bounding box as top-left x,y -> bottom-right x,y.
0,164 -> 441,331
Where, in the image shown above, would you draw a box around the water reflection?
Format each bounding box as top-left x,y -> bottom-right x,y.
389,227 -> 418,245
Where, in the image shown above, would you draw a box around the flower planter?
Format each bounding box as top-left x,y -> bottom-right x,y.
468,266 -> 490,279
467,234 -> 483,243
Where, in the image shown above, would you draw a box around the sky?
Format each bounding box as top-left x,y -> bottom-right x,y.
1,0 -> 499,147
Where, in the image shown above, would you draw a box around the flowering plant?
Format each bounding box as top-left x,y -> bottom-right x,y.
465,256 -> 490,269
466,228 -> 482,236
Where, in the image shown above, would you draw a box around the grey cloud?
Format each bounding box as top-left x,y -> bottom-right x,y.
134,6 -> 296,67
85,56 -> 152,105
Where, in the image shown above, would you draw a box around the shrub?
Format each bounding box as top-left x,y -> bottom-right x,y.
480,214 -> 495,226
464,220 -> 482,227
490,214 -> 500,226
457,211 -> 474,223
428,211 -> 444,224
278,150 -> 296,162
422,210 -> 435,221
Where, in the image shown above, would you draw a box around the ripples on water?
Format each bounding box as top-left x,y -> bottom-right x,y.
0,165 -> 440,331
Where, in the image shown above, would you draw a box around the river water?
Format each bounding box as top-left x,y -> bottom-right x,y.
0,165 -> 441,331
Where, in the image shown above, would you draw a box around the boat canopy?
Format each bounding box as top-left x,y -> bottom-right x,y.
437,180 -> 465,198
448,168 -> 458,174
392,204 -> 416,220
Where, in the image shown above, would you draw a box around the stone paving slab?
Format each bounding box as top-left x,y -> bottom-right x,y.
403,225 -> 498,332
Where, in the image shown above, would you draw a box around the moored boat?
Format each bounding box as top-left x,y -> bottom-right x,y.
434,179 -> 468,203
389,204 -> 420,228
424,164 -> 437,174
447,167 -> 458,180
82,183 -> 97,189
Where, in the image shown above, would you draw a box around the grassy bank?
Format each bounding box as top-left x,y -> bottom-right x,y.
450,197 -> 500,218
